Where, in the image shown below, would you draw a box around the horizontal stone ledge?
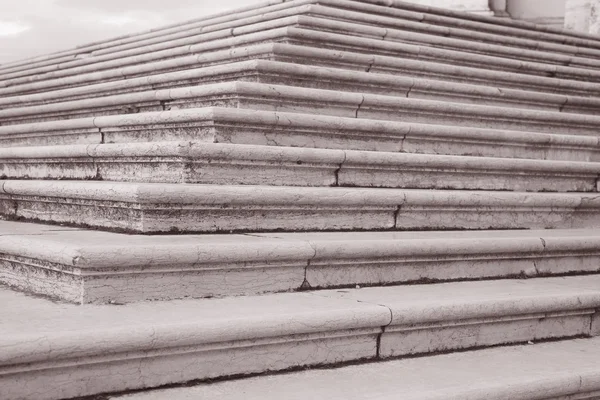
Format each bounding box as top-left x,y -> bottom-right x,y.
3,60 -> 600,117
2,276 -> 600,400
2,181 -> 600,233
6,80 -> 600,135
0,107 -> 598,163
0,141 -> 599,193
4,220 -> 600,303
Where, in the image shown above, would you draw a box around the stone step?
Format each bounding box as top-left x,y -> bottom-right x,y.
4,220 -> 600,303
2,141 -> 599,193
5,21 -> 600,96
6,44 -> 600,100
4,0 -> 600,82
4,81 -> 600,136
2,181 -> 600,233
2,108 -> 599,163
3,60 -> 600,116
2,275 -> 600,399
109,336 -> 600,400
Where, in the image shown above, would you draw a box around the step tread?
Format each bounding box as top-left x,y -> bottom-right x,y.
108,336 -> 600,400
3,275 -> 600,359
3,275 -> 600,399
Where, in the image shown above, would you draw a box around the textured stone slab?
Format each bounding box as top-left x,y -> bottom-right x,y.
1,141 -> 599,192
111,336 -> 600,400
1,108 -> 599,163
6,60 -> 600,115
2,181 -> 600,233
2,276 -> 600,399
5,220 -> 600,303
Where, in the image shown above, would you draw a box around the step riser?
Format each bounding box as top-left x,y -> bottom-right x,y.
3,195 -> 600,233
0,157 -> 597,193
2,110 -> 599,163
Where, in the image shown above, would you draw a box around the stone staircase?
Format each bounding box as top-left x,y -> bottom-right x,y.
3,0 -> 600,399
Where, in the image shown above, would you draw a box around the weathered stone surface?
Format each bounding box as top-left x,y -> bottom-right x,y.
1,108 -> 599,163
3,181 -> 600,232
5,82 -> 600,136
111,336 -> 600,400
2,277 -> 600,400
5,220 -> 600,303
0,141 -> 598,192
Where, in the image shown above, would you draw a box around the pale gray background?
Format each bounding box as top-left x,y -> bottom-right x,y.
0,0 -> 257,64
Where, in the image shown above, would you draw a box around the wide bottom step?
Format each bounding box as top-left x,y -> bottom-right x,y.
2,276 -> 600,400
111,336 -> 600,400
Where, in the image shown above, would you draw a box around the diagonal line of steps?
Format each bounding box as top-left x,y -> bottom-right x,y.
9,13 -> 600,93
4,0 -> 600,399
2,276 -> 600,400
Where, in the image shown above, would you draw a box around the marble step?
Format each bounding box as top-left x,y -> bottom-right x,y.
2,276 -> 600,399
6,44 -> 600,101
2,180 -> 600,233
3,60 -> 600,116
4,0 -> 600,82
5,220 -> 600,303
1,141 -> 599,193
109,336 -> 600,400
5,21 -> 600,96
2,108 -> 598,163
4,81 -> 600,137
